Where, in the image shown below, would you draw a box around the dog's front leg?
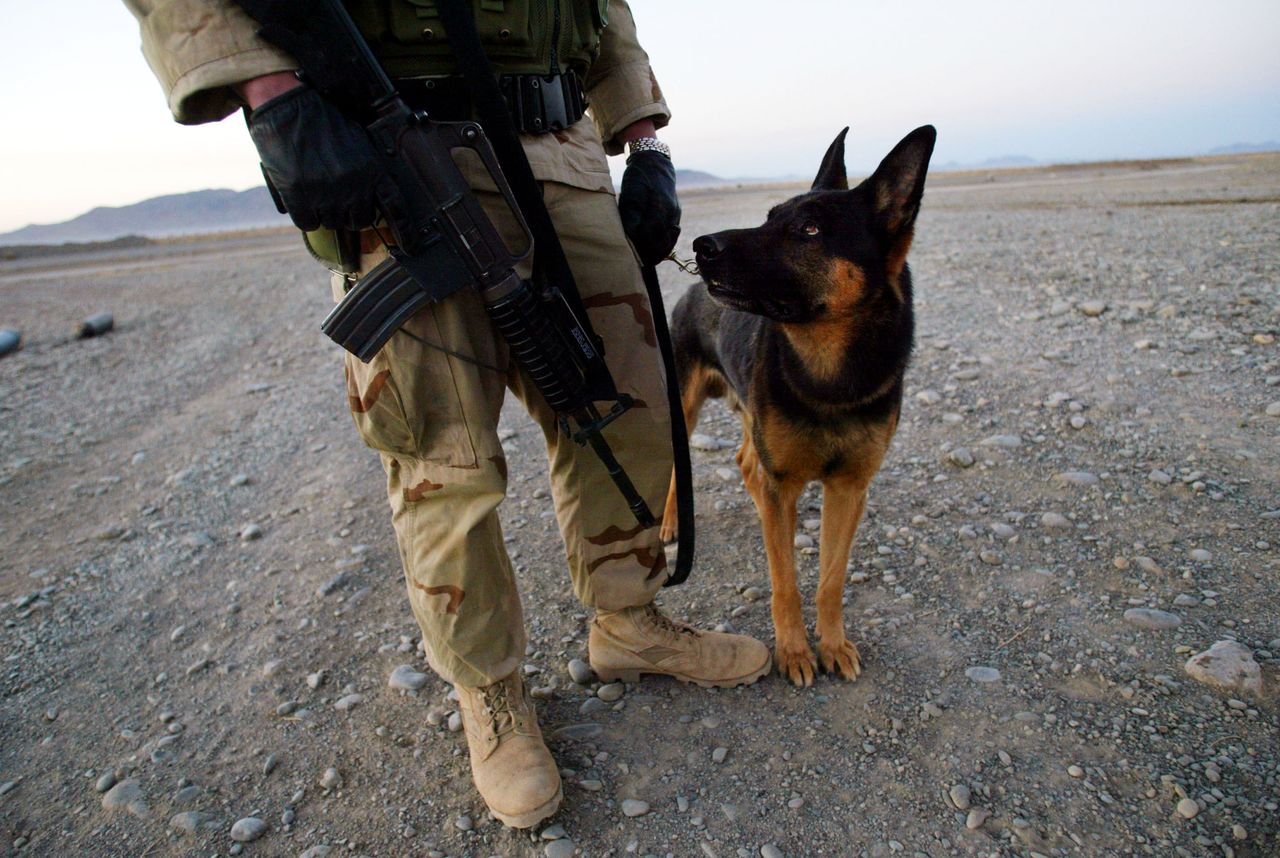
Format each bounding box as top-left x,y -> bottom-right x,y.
758,477 -> 813,686
816,477 -> 868,680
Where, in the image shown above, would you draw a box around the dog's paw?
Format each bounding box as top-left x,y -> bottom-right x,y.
775,640 -> 817,687
818,636 -> 862,681
659,519 -> 678,544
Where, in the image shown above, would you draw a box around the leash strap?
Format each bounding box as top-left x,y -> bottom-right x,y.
640,263 -> 695,586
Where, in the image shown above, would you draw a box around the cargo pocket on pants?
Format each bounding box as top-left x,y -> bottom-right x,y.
343,304 -> 480,469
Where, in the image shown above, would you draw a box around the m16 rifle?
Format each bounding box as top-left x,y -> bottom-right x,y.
234,0 -> 656,529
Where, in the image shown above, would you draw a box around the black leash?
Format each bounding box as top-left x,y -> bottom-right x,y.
640,263 -> 694,586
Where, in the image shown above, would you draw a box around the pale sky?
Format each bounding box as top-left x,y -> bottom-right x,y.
1,1 -> 1278,233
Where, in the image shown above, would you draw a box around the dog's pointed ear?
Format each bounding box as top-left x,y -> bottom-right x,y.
811,127 -> 850,191
867,125 -> 936,235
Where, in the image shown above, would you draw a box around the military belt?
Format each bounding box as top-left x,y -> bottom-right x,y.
396,69 -> 587,134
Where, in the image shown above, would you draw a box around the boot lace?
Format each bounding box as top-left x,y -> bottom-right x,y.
643,603 -> 700,640
479,677 -> 527,737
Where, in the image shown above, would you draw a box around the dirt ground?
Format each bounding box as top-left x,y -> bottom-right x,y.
1,154 -> 1277,858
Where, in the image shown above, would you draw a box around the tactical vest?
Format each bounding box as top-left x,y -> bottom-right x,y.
346,0 -> 610,79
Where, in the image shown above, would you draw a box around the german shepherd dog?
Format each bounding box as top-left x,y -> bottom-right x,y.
660,125 -> 936,686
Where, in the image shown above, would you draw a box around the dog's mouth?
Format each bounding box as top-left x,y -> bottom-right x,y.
705,278 -> 805,322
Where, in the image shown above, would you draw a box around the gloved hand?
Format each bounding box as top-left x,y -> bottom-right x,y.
247,84 -> 384,232
618,149 -> 681,267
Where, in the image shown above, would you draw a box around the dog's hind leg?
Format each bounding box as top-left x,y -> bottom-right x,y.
660,364 -> 714,543
815,476 -> 868,680
754,468 -> 813,686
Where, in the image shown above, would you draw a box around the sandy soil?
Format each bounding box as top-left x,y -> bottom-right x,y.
1,154 -> 1277,858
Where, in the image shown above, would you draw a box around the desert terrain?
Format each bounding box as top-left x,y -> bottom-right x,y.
1,153 -> 1277,857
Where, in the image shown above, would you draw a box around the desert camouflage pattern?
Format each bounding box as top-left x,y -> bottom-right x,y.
338,182 -> 672,687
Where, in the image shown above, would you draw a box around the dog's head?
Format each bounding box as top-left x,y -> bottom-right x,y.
693,125 -> 936,323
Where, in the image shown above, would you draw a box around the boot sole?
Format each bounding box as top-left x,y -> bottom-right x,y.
593,656 -> 772,689
490,786 -> 563,829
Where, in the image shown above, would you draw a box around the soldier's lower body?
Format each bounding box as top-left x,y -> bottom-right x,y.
339,182 -> 769,827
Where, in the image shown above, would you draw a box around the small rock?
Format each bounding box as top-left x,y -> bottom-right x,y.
689,434 -> 728,451
170,811 -> 218,834
388,665 -> 430,691
761,846 -> 783,858
102,779 -> 148,817
541,824 -> 568,841
320,767 -> 342,790
948,447 -> 975,468
964,666 -> 1001,683
1189,548 -> 1213,563
794,533 -> 815,549
965,807 -> 991,830
712,747 -> 729,763
621,799 -> 650,817
447,711 -> 463,732
1078,300 -> 1108,317
181,532 -> 213,549
1040,512 -> 1072,531
334,693 -> 364,712
262,659 -> 284,678
1123,608 -> 1181,631
1184,640 -> 1263,696
1148,469 -> 1173,486
979,434 -> 1021,448
94,773 -> 117,793
1176,798 -> 1200,819
306,671 -> 326,690
597,682 -> 625,702
567,659 -> 594,685
1067,765 -> 1084,778
239,524 -> 263,542
455,814 -> 473,831
231,817 -> 267,843
545,840 -> 575,858
229,473 -> 251,487
948,784 -> 971,810
1053,471 -> 1099,487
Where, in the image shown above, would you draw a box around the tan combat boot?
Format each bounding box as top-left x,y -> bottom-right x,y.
589,602 -> 771,688
454,671 -> 562,828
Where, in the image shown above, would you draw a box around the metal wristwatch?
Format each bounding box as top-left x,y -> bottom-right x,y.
626,137 -> 670,162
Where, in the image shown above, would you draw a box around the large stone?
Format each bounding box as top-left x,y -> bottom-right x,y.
1184,640 -> 1263,696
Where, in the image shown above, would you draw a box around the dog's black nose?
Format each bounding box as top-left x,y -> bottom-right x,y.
692,234 -> 726,259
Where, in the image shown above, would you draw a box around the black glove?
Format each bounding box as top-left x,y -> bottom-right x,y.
618,149 -> 681,267
247,84 -> 384,232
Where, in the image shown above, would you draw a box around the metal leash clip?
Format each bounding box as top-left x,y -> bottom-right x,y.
666,252 -> 699,276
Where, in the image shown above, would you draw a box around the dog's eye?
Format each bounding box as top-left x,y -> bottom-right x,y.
801,223 -> 820,236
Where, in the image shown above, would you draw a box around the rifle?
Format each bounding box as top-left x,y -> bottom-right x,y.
234,0 -> 656,529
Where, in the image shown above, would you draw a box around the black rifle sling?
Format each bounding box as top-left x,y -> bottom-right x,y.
436,0 -> 693,586
435,0 -> 615,402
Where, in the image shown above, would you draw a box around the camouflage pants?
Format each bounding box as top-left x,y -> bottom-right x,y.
336,182 -> 672,688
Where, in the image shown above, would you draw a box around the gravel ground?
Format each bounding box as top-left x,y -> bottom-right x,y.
0,153 -> 1277,858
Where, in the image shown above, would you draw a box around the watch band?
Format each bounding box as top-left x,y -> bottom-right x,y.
626,137 -> 671,162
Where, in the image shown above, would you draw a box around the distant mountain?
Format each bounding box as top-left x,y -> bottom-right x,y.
1207,141 -> 1280,155
0,187 -> 288,246
935,154 -> 1040,172
675,168 -> 733,187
